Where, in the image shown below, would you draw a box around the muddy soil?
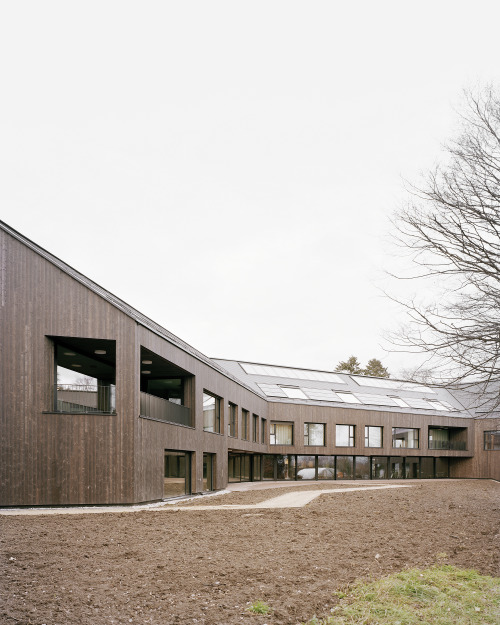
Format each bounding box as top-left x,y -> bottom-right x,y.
1,480 -> 499,625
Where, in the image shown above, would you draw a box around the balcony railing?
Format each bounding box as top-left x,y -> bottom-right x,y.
55,384 -> 116,414
140,392 -> 191,427
428,440 -> 467,450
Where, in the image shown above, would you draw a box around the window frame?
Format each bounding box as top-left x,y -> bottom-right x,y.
241,409 -> 249,441
304,422 -> 326,446
364,425 -> 383,448
202,390 -> 222,434
252,414 -> 259,442
336,424 -> 355,447
270,422 -> 294,446
228,402 -> 238,438
392,427 -> 420,449
484,430 -> 500,450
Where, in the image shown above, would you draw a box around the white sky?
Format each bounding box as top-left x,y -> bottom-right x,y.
1,1 -> 499,376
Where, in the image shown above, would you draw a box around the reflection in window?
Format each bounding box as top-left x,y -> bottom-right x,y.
164,451 -> 190,497
372,456 -> 388,479
277,455 -> 296,479
390,457 -> 404,478
241,409 -> 249,440
405,457 -> 420,478
317,456 -> 336,480
203,453 -> 213,491
270,422 -> 293,445
365,426 -> 383,447
392,427 -> 419,449
228,403 -> 237,437
355,456 -> 370,479
297,455 -> 316,480
336,424 -> 355,447
203,392 -> 221,433
484,430 -> 500,450
304,423 -> 325,446
336,456 -> 354,479
253,414 -> 259,442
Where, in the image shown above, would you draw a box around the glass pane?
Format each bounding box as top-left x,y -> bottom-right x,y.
420,457 -> 434,478
392,428 -> 419,449
365,426 -> 382,447
305,423 -> 325,446
252,455 -> 261,480
336,456 -> 353,480
405,457 -> 420,479
228,455 -> 241,482
242,455 -> 251,481
355,456 -> 370,479
317,456 -> 336,480
272,423 -> 293,445
277,455 -> 296,480
297,455 -> 316,480
203,453 -> 213,491
372,456 -> 388,479
336,425 -> 353,447
164,451 -> 189,497
203,392 -> 219,432
389,457 -> 404,479
435,457 -> 449,478
263,455 -> 275,480
281,387 -> 308,399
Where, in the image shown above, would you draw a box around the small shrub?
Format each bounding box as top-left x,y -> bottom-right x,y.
248,600 -> 271,615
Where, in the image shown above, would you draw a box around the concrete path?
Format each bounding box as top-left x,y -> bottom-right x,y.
169,484 -> 413,510
0,484 -> 412,516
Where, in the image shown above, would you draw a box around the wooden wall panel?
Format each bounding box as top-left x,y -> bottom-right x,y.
451,418 -> 500,480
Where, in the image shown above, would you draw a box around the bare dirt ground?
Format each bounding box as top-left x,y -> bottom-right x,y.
1,480 -> 499,625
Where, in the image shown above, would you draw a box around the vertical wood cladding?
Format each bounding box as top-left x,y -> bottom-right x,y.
0,230 -> 136,505
451,418 -> 500,481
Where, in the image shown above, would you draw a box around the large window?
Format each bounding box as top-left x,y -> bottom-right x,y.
365,426 -> 382,447
228,403 -> 237,437
336,424 -> 355,447
484,430 -> 500,450
392,427 -> 419,449
270,422 -> 293,445
203,391 -> 221,433
164,451 -> 190,497
241,409 -> 249,440
252,414 -> 259,442
304,423 -> 325,446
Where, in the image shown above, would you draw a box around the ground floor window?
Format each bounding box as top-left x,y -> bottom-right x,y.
203,453 -> 214,492
164,451 -> 190,498
228,453 -> 254,482
253,454 -> 451,481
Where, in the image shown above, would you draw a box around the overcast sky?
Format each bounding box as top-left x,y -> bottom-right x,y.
1,1 -> 499,376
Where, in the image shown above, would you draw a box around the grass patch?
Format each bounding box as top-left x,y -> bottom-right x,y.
304,565 -> 500,625
247,600 -> 271,615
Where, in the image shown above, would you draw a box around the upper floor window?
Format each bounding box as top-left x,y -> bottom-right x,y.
336,424 -> 355,447
365,426 -> 383,447
484,430 -> 500,450
252,414 -> 259,442
228,403 -> 237,437
270,422 -> 293,445
241,409 -> 249,440
304,423 -> 325,446
203,391 -> 221,433
392,427 -> 419,449
261,418 -> 267,444
53,338 -> 116,414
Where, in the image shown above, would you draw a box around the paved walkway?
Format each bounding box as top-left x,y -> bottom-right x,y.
0,483 -> 412,516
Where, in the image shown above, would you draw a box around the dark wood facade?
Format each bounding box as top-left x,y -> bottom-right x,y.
0,223 -> 498,507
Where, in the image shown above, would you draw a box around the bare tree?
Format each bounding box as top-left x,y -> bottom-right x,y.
391,87 -> 500,409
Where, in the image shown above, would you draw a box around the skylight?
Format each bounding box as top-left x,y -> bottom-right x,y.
281,387 -> 308,399
240,362 -> 345,383
351,376 -> 436,394
302,388 -> 340,402
336,392 -> 361,404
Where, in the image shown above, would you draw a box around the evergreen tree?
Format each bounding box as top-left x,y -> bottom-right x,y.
335,356 -> 363,374
363,358 -> 389,378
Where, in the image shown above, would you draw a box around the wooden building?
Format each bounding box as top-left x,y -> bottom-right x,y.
0,221 -> 498,507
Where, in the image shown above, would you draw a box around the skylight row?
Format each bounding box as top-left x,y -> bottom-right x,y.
239,362 -> 345,383
351,376 -> 436,394
256,383 -> 456,411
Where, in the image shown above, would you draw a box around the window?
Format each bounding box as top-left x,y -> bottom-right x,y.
270,422 -> 293,445
304,423 -> 325,446
336,393 -> 361,404
261,418 -> 266,443
164,451 -> 190,497
241,409 -> 249,440
203,391 -> 221,433
484,430 -> 500,450
228,402 -> 237,437
336,424 -> 355,447
392,427 -> 419,449
365,426 -> 383,447
252,414 -> 259,442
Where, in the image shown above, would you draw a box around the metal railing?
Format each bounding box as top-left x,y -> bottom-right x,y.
55,384 -> 116,414
428,440 -> 467,450
140,392 -> 191,427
